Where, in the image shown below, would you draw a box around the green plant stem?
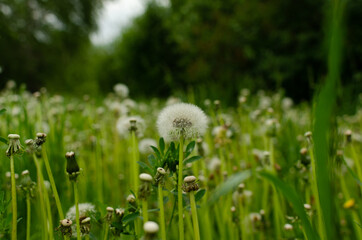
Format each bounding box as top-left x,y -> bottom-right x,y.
41,167 -> 54,240
190,191 -> 200,240
26,193 -> 31,240
73,181 -> 81,240
178,135 -> 184,240
158,183 -> 167,240
10,155 -> 17,240
309,147 -> 326,239
142,199 -> 148,222
131,131 -> 139,191
103,223 -> 109,240
33,154 -> 48,239
42,147 -> 64,219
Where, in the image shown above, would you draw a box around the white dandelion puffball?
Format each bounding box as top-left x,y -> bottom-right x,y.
114,83 -> 129,98
157,103 -> 208,142
139,138 -> 157,154
116,116 -> 145,138
66,203 -> 96,221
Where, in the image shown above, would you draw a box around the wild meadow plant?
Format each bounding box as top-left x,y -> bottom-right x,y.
0,83 -> 361,239
0,4 -> 361,236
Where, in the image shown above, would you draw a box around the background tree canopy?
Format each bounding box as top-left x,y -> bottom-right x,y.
0,0 -> 361,110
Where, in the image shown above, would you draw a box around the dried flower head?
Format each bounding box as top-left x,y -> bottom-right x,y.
6,134 -> 23,157
66,203 -> 96,222
116,116 -> 145,138
157,103 -> 208,142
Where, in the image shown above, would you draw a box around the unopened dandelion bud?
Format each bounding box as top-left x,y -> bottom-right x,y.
345,129 -> 352,143
6,134 -> 23,157
303,204 -> 311,210
300,148 -> 310,166
304,131 -> 312,140
284,223 -> 293,231
237,183 -> 245,193
80,217 -> 91,235
129,119 -> 138,132
115,208 -> 125,218
214,100 -> 221,111
143,221 -> 159,239
57,219 -> 73,237
139,173 -> 153,199
182,175 -> 199,192
155,167 -> 166,184
19,170 -> 35,195
140,173 -> 153,182
105,207 -> 114,223
65,151 -> 80,181
35,132 -> 47,146
127,194 -> 138,209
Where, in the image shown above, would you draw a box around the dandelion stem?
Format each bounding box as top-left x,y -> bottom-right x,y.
142,199 -> 148,222
73,181 -> 81,240
26,193 -> 31,240
178,135 -> 184,240
33,154 -> 48,239
131,131 -> 139,191
10,155 -> 17,240
158,183 -> 167,240
42,146 -> 64,219
103,223 -> 109,240
190,191 -> 200,240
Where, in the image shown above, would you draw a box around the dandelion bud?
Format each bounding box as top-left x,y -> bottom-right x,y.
105,207 -> 114,223
6,134 -> 23,157
80,217 -> 91,235
182,175 -> 199,192
304,131 -> 312,139
35,133 -> 47,146
115,208 -> 125,218
139,173 -> 153,199
155,167 -> 167,184
129,119 -> 138,132
214,100 -> 221,111
65,151 -> 80,181
345,129 -> 352,143
140,173 -> 153,182
57,219 -> 73,237
19,170 -> 36,195
143,221 -> 159,239
284,223 -> 293,231
303,204 -> 311,210
237,183 -> 245,193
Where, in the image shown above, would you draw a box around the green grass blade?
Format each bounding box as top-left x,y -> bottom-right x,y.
313,1 -> 345,239
259,171 -> 320,240
207,170 -> 251,205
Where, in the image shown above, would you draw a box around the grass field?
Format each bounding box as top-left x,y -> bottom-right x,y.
0,83 -> 361,239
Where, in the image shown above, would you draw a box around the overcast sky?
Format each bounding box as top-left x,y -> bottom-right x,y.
91,0 -> 146,45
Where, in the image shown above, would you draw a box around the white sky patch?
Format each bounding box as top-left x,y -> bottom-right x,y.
91,0 -> 146,45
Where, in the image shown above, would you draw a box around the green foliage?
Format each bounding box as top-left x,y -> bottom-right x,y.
0,0 -> 103,94
0,191 -> 11,237
259,171 -> 320,240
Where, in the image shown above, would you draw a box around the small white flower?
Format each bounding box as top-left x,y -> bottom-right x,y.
113,83 -> 129,98
157,103 -> 208,142
116,116 -> 145,138
138,138 -> 157,154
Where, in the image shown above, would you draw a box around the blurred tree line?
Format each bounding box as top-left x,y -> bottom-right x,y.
1,0 -> 361,109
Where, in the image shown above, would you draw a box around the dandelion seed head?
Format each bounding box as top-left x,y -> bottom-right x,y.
157,103 -> 208,142
138,138 -> 157,155
113,83 -> 129,98
66,203 -> 96,221
116,116 -> 145,139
